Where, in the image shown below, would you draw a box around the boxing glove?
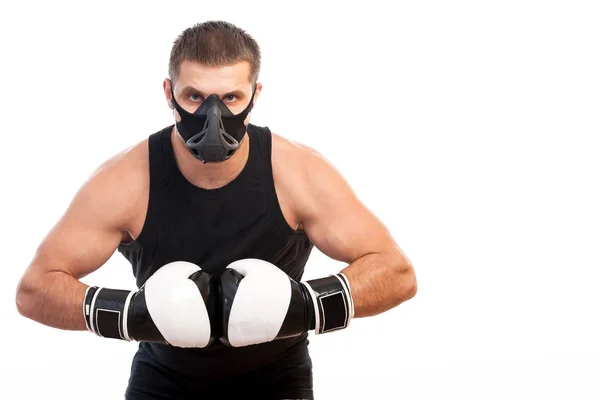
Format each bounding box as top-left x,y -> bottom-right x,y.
219,258 -> 354,347
84,261 -> 218,348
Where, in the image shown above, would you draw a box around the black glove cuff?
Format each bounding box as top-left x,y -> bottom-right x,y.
83,286 -> 99,332
302,273 -> 354,335
83,286 -> 133,341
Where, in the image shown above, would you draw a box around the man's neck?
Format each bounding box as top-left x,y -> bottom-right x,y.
170,127 -> 250,190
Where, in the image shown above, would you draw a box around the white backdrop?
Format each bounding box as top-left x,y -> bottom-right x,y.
1,1 -> 599,399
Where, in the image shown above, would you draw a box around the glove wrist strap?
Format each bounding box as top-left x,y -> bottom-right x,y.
302,273 -> 354,335
83,286 -> 134,341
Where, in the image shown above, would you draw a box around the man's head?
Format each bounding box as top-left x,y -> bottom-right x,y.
168,20 -> 261,86
164,21 -> 263,163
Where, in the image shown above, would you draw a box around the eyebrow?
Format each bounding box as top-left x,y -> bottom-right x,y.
181,86 -> 246,99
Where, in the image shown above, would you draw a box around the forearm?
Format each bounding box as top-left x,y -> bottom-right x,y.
341,250 -> 417,318
16,270 -> 89,331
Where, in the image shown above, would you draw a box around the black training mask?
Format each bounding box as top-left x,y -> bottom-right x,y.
170,87 -> 255,163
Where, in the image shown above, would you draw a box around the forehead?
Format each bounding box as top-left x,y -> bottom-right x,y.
175,60 -> 253,94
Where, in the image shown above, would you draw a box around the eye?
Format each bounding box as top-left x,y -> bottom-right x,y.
189,93 -> 203,102
224,95 -> 236,102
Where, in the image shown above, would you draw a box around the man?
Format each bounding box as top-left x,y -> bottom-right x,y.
15,20 -> 417,399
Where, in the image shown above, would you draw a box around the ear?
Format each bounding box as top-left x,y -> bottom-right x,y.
244,82 -> 263,125
164,78 -> 182,122
163,78 -> 174,110
252,82 -> 263,104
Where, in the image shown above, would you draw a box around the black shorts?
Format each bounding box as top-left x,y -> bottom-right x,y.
124,344 -> 314,399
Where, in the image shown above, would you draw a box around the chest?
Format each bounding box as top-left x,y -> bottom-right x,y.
128,176 -> 300,243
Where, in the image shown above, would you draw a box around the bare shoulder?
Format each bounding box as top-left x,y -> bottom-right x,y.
270,132 -> 353,222
102,139 -> 149,197
270,133 -> 311,196
270,132 -> 332,178
271,132 -> 349,186
90,139 -> 148,197
69,138 -> 150,233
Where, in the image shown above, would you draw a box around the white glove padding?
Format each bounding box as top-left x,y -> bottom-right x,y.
143,261 -> 215,347
85,261 -> 217,348
219,258 -> 354,348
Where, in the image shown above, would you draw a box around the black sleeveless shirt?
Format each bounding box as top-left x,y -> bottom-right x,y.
117,124 -> 314,378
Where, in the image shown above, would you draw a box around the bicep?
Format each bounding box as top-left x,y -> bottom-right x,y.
27,166 -> 130,280
299,155 -> 395,264
306,197 -> 393,264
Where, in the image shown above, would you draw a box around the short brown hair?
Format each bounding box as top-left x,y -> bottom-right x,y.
168,20 -> 261,84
